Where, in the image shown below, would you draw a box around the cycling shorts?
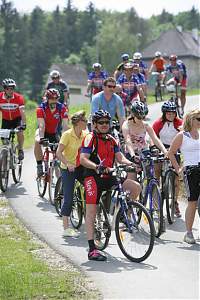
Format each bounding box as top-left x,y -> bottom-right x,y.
174,78 -> 187,89
44,132 -> 59,143
84,175 -> 117,204
183,166 -> 200,201
2,117 -> 21,129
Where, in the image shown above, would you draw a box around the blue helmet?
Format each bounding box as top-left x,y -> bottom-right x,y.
161,101 -> 177,113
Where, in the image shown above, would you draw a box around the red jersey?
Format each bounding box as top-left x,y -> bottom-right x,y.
36,101 -> 68,134
0,92 -> 25,120
152,57 -> 166,72
153,117 -> 182,137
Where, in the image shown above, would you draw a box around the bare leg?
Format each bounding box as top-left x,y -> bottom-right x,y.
185,200 -> 197,232
85,204 -> 97,240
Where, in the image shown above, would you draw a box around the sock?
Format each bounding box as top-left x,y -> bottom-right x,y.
37,160 -> 43,165
88,240 -> 96,252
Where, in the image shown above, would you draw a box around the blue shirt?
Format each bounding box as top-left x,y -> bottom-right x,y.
91,91 -> 125,120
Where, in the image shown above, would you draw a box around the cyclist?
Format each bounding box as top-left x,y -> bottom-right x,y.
122,101 -> 167,168
152,101 -> 183,217
34,88 -> 68,177
113,53 -> 130,80
132,52 -> 148,80
168,109 -> 200,244
165,55 -> 187,115
91,77 -> 125,128
132,63 -> 147,100
117,63 -> 145,103
0,78 -> 26,160
79,110 -> 141,261
56,111 -> 88,238
148,51 -> 166,85
46,70 -> 69,107
86,63 -> 108,97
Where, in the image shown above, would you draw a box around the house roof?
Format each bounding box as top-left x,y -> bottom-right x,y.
48,63 -> 88,86
142,28 -> 200,59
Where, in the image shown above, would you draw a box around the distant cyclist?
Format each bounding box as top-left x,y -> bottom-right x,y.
0,78 -> 26,160
165,55 -> 187,115
132,52 -> 148,80
148,51 -> 166,85
34,88 -> 68,177
114,53 -> 131,80
86,63 -> 108,97
46,70 -> 69,107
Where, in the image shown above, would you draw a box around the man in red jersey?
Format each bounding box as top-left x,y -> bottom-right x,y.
34,88 -> 68,177
0,78 -> 26,160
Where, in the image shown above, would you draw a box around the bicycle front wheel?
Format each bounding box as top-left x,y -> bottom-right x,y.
54,176 -> 63,217
155,84 -> 162,102
164,170 -> 176,224
115,200 -> 154,263
149,183 -> 163,238
70,184 -> 83,229
48,164 -> 60,205
37,175 -> 47,197
94,199 -> 111,251
0,148 -> 9,192
12,145 -> 22,183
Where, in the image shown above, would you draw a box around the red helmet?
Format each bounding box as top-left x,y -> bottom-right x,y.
45,88 -> 60,100
169,54 -> 177,61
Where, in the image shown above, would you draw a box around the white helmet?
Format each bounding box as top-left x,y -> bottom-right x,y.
155,51 -> 161,57
92,62 -> 102,69
50,70 -> 60,78
133,52 -> 142,60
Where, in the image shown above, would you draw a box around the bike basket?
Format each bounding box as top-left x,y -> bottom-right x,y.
0,129 -> 11,139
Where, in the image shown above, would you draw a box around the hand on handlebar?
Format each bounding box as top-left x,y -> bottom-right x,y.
96,164 -> 109,175
39,138 -> 48,146
131,155 -> 140,165
17,124 -> 26,131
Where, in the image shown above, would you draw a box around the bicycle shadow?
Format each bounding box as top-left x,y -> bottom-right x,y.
36,197 -> 59,215
3,182 -> 28,198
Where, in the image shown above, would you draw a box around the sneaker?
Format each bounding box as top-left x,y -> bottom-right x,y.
88,249 -> 107,261
62,228 -> 79,238
184,232 -> 196,244
18,149 -> 24,160
37,164 -> 44,177
175,202 -> 181,218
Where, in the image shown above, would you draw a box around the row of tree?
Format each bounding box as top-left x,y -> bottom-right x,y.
0,0 -> 199,100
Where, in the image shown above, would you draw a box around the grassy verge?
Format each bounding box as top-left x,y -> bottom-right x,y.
0,198 -> 100,300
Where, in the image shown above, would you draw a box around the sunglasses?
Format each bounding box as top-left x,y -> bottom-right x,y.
5,87 -> 14,90
52,77 -> 59,79
106,85 -> 116,89
195,117 -> 200,121
97,120 -> 110,125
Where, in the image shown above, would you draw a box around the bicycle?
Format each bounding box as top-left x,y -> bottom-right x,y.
152,72 -> 165,102
138,149 -> 164,238
54,177 -> 111,251
166,81 -> 183,118
36,139 -> 60,204
0,128 -> 23,192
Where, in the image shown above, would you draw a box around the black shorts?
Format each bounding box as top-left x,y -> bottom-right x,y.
2,117 -> 21,129
184,166 -> 200,201
44,132 -> 59,143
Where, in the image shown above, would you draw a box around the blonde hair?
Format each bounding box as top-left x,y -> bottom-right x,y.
183,109 -> 200,132
71,110 -> 86,126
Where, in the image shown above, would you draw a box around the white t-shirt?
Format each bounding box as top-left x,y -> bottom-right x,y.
180,131 -> 200,167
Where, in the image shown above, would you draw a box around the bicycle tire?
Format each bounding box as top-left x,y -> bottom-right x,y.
70,184 -> 83,229
155,84 -> 163,102
149,182 -> 163,238
53,176 -> 63,217
115,200 -> 154,263
12,145 -> 22,183
164,170 -> 176,224
0,148 -> 9,192
48,163 -> 60,205
94,200 -> 111,251
37,175 -> 47,197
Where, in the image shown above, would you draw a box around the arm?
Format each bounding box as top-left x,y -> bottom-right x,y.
116,95 -> 126,129
168,132 -> 183,173
115,151 -> 132,165
80,152 -> 97,171
61,118 -> 69,132
146,124 -> 167,155
37,118 -> 45,139
63,91 -> 69,106
122,121 -> 135,157
19,106 -> 26,125
56,142 -> 75,170
137,85 -> 145,102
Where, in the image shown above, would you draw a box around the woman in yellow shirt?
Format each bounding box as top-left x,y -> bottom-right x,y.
56,111 -> 87,237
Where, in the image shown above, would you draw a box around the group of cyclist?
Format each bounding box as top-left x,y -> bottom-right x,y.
0,48 -> 199,262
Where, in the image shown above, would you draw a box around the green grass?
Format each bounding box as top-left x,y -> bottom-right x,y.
0,199 -> 100,300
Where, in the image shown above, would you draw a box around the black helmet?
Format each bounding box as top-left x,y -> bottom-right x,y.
2,78 -> 16,88
131,101 -> 148,118
121,53 -> 129,61
161,101 -> 177,113
45,88 -> 60,100
92,110 -> 111,123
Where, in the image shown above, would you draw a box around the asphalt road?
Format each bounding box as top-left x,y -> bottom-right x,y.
3,95 -> 200,299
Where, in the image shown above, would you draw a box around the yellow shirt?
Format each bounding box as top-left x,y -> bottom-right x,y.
60,128 -> 87,169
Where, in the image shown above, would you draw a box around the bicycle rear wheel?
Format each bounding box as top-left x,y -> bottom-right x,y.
155,84 -> 163,102
94,200 -> 111,251
164,170 -> 176,224
48,163 -> 60,205
115,200 -> 154,263
70,184 -> 83,229
149,183 -> 163,238
12,145 -> 22,183
0,148 -> 9,192
54,176 -> 63,217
